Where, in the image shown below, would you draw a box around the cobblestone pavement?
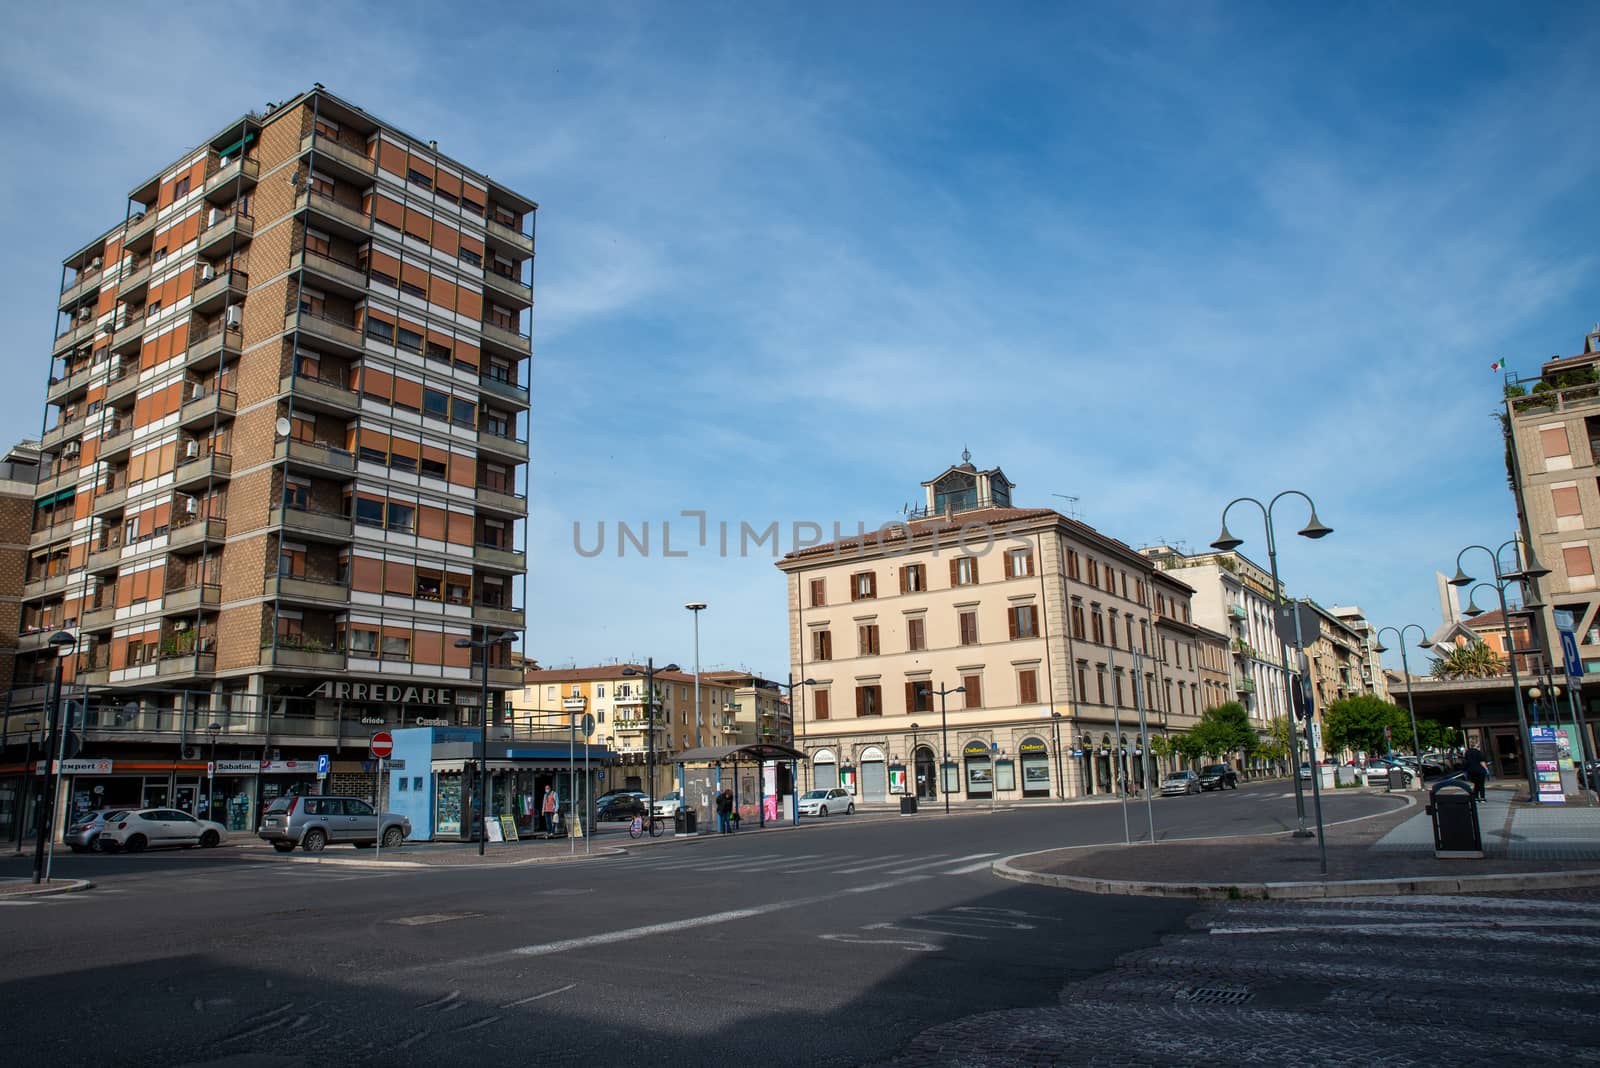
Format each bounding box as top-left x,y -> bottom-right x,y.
869,888 -> 1600,1067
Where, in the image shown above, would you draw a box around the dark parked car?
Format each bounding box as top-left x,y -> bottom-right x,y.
1197,764 -> 1238,791
595,795 -> 649,822
594,789 -> 647,808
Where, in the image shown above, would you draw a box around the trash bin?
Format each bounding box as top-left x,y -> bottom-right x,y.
1425,777 -> 1482,857
899,795 -> 918,814
673,810 -> 686,833
1388,768 -> 1408,791
683,810 -> 697,834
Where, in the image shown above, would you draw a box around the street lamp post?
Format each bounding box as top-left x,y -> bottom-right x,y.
909,721 -> 920,799
206,721 -> 222,820
454,627 -> 514,856
1375,625 -> 1429,783
622,659 -> 680,826
932,683 -> 965,815
1449,540 -> 1549,802
1050,711 -> 1064,799
1213,491 -> 1332,873
34,631 -> 77,884
686,603 -> 706,749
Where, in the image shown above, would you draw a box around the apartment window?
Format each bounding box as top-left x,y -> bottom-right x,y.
1087,558 -> 1099,586
901,563 -> 926,593
366,318 -> 394,343
1075,661 -> 1087,701
1125,617 -> 1135,649
1018,669 -> 1039,705
359,438 -> 387,465
963,674 -> 983,709
397,327 -> 424,353
1070,603 -> 1085,640
814,690 -> 830,720
1006,547 -> 1034,579
1107,610 -> 1118,648
907,617 -> 926,652
426,341 -> 452,363
858,624 -> 881,656
812,630 -> 832,661
382,633 -> 410,661
1008,604 -> 1038,640
407,168 -> 434,190
1091,611 -> 1104,644
304,229 -> 331,257
414,571 -> 442,601
423,388 -> 450,420
1096,668 -> 1106,705
459,247 -> 482,267
310,173 -> 336,199
958,610 -> 979,646
809,578 -> 826,607
420,454 -> 447,479
153,247 -> 167,263
906,680 -> 933,714
951,556 -> 979,586
852,571 -> 877,601
283,480 -> 310,511
1140,620 -> 1150,651
1120,571 -> 1128,598
314,116 -> 340,140
386,502 -> 415,533
855,685 -> 883,717
1067,550 -> 1080,581
174,176 -> 190,198
1105,567 -> 1116,594
452,397 -> 477,426
1114,671 -> 1125,706
346,628 -> 377,655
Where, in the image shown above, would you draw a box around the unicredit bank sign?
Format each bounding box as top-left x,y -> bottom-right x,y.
309,681 -> 457,706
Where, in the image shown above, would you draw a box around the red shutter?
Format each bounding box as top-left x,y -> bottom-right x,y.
899,568 -> 908,594
949,558 -> 960,585
905,681 -> 916,715
855,687 -> 866,717
964,675 -> 982,708
815,691 -> 830,720
970,557 -> 979,584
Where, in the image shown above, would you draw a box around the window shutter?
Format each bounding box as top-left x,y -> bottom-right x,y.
1027,551 -> 1035,577
1008,608 -> 1019,640
815,690 -> 830,720
899,568 -> 908,594
855,687 -> 866,717
869,572 -> 877,598
905,681 -> 916,714
949,558 -> 960,585
964,675 -> 982,708
970,557 -> 979,584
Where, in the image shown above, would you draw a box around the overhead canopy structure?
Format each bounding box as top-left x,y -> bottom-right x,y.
672,742 -> 807,764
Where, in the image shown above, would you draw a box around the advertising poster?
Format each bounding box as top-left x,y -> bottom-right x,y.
1530,725 -> 1565,804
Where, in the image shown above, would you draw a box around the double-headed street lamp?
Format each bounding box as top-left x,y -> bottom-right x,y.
931,682 -> 965,814
685,603 -> 706,746
1448,539 -> 1549,802
454,626 -> 515,856
622,659 -> 679,815
1375,625 -> 1430,778
1213,490 -> 1331,874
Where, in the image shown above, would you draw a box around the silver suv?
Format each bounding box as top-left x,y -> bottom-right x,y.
257,795 -> 410,853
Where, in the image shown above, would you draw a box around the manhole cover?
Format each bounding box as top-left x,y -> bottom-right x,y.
1176,985 -> 1254,1005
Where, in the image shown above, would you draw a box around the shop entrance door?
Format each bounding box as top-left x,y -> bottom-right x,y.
174,779 -> 200,816
914,747 -> 937,799
141,778 -> 170,808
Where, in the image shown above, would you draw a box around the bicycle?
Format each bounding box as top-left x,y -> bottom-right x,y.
628,811 -> 664,839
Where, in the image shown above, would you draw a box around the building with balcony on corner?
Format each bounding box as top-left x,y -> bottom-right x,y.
777,454 -> 1199,806
700,670 -> 794,747
12,88 -> 535,834
1328,603 -> 1389,701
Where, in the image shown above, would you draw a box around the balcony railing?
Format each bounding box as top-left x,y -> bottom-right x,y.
88,538 -> 123,571
482,267 -> 532,305
163,583 -> 221,614
168,515 -> 226,551
123,210 -> 157,249
40,414 -> 87,449
480,318 -> 531,353
53,316 -> 98,354
179,388 -> 237,428
276,437 -> 356,474
474,541 -> 525,572
82,604 -> 117,631
173,450 -> 231,489
270,503 -> 354,540
266,574 -> 350,604
191,268 -> 249,313
59,265 -> 102,306
282,370 -> 359,413
480,373 -> 531,408
197,210 -> 254,255
98,422 -> 134,459
105,364 -> 141,405
47,364 -> 94,404
288,308 -> 364,354
91,483 -> 128,514
302,132 -> 376,178
156,652 -> 218,677
299,190 -> 371,236
1236,678 -> 1256,694
485,217 -> 535,255
472,602 -> 525,629
477,429 -> 529,462
204,155 -> 259,200
296,248 -> 366,292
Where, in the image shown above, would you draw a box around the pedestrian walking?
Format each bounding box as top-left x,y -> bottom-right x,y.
716,788 -> 733,834
1463,745 -> 1489,801
542,785 -> 559,835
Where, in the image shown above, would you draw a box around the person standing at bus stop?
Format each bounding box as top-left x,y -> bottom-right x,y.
716,788 -> 733,834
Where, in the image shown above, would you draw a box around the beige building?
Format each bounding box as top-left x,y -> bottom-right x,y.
701,670 -> 793,747
1194,625 -> 1232,719
1330,604 -> 1390,701
1298,599 -> 1367,711
518,665 -> 735,796
776,457 -> 1195,803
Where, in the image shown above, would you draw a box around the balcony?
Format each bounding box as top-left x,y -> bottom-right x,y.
474,542 -> 525,573
719,722 -> 742,734
163,584 -> 221,614
187,321 -> 242,371
204,155 -> 259,202
301,132 -> 376,182
59,266 -> 103,308
270,503 -> 354,541
482,267 -> 533,307
82,604 -> 117,631
298,190 -> 371,239
281,370 -> 359,415
275,438 -> 356,477
98,423 -> 134,460
295,249 -> 367,295
265,642 -> 344,671
116,258 -> 153,302
480,319 -> 531,355
191,268 -> 248,314
123,210 -> 157,252
197,210 -> 254,257
23,574 -> 70,600
40,415 -> 86,450
265,574 -> 349,604
179,388 -> 237,429
1227,604 -> 1248,621
33,466 -> 77,499
105,365 -> 141,405
110,314 -> 144,356
46,365 -> 94,405
480,373 -> 531,410
288,309 -> 364,357
173,451 -> 231,490
473,603 -> 525,629
475,483 -> 525,517
90,484 -> 127,515
87,539 -> 123,572
29,525 -> 68,549
157,653 -> 218,677
1236,678 -> 1256,694
485,217 -> 535,257
16,629 -> 55,654
52,318 -> 97,355
489,667 -> 524,688
477,430 -> 529,462
168,516 -> 226,552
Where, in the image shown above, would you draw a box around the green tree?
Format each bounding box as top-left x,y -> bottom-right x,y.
1322,695 -> 1411,756
1416,718 -> 1450,751
1187,702 -> 1258,761
1429,640 -> 1503,680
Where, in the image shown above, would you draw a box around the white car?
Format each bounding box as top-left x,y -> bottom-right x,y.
99,808 -> 227,852
798,788 -> 854,817
1159,771 -> 1201,796
652,791 -> 684,819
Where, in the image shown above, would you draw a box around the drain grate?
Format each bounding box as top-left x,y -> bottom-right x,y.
1175,985 -> 1255,1005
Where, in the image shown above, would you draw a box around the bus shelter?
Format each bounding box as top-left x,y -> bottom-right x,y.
672,742 -> 807,830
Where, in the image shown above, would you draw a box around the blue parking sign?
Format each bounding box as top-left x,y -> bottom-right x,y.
317,754 -> 330,775
1560,630 -> 1583,680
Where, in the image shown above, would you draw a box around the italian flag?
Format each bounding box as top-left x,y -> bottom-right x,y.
1490,359 -> 1504,371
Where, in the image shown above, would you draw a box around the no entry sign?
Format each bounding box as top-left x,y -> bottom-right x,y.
369,731 -> 394,759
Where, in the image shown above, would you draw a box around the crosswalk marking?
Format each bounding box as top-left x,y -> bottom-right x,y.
830,855 -> 910,874
887,852 -> 994,873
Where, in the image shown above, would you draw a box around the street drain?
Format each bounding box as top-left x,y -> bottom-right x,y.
1176,985 -> 1254,1005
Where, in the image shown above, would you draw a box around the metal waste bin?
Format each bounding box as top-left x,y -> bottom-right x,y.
899,795 -> 918,814
1388,768 -> 1408,792
1425,777 -> 1482,857
683,810 -> 697,834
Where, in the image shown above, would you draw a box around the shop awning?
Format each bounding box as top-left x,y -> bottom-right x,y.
35,487 -> 75,509
672,742 -> 807,764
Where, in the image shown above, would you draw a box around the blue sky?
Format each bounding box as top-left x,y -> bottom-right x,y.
3,3 -> 1596,680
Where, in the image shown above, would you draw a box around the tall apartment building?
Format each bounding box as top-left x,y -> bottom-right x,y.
1,442 -> 42,696
701,670 -> 794,747
1329,603 -> 1389,701
777,456 -> 1196,803
1298,599 -> 1367,710
1140,545 -> 1290,731
16,88 -> 534,826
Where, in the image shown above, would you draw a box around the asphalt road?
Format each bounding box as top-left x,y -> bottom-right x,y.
0,783 -> 1403,1067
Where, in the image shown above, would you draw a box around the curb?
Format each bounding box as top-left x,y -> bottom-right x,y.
234,845 -> 628,870
0,878 -> 94,899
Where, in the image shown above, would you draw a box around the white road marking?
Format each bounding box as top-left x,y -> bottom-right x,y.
829,855 -> 910,873
499,982 -> 577,1008
389,912 -> 484,927
945,859 -> 1001,875
417,990 -> 462,1010
819,932 -> 939,952
863,921 -> 987,941
708,854 -> 827,871
887,852 -> 996,874
479,875 -> 932,961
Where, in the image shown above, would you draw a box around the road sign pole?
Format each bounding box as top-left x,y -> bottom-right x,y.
375,757 -> 384,863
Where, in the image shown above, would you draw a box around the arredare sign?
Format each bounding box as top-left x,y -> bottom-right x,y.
310,681 -> 456,705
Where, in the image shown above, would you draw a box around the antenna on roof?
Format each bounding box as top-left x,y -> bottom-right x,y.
1051,493 -> 1081,521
